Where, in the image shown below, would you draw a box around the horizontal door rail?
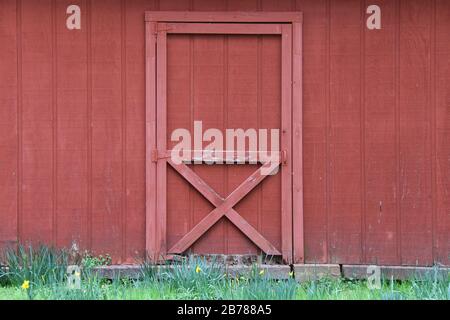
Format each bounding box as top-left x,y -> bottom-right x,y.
161,23 -> 283,35
152,150 -> 284,164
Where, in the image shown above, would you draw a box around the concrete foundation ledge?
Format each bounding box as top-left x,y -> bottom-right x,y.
225,265 -> 291,280
342,265 -> 450,281
91,264 -> 449,281
92,265 -> 143,279
293,264 -> 341,282
92,264 -> 292,280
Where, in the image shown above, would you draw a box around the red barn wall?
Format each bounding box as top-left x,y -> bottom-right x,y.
0,0 -> 448,265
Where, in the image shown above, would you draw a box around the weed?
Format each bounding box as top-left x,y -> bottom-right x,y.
81,252 -> 112,269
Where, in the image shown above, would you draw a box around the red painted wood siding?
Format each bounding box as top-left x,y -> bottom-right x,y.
0,0 -> 448,265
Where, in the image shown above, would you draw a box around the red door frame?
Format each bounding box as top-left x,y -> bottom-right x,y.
145,12 -> 304,264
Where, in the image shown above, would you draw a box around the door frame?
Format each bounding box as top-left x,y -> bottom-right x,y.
145,11 -> 304,264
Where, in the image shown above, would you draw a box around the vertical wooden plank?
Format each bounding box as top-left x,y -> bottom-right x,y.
398,0 -> 433,265
55,0 -> 89,251
189,36 -> 228,254
156,24 -> 168,258
118,0 -> 126,261
86,0 -> 93,255
226,0 -> 260,256
221,34 -> 229,254
225,34 -> 259,254
120,0 -> 127,262
359,0 -> 366,265
230,10 -> 260,260
258,35 -> 282,254
51,0 -> 57,248
434,0 -> 449,266
261,0 -> 295,11
158,0 -> 190,11
329,0 -> 362,264
394,0 -> 402,264
157,0 -> 191,259
227,0 -> 258,11
145,21 -> 157,261
16,0 -> 23,248
295,0 -> 329,264
325,0 -> 332,265
193,0 -> 227,11
430,0 -> 437,266
0,0 -> 18,251
21,0 -> 53,245
91,0 -> 123,261
258,34 -> 283,255
128,0 -> 157,262
292,21 -> 304,264
165,34 -> 194,253
363,0 -> 399,265
191,0 -> 228,257
281,24 -> 293,263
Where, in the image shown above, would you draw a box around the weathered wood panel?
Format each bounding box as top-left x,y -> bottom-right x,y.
363,0 -> 398,265
398,0 -> 433,265
21,0 -> 54,244
435,0 -> 450,265
328,0 -> 362,264
0,0 -> 18,250
296,0 -> 329,264
90,0 -> 123,260
55,0 -> 89,250
0,0 -> 448,266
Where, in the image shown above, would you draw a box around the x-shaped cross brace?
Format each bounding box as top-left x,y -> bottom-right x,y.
167,158 -> 281,255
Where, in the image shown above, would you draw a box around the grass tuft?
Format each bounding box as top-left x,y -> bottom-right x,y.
2,244 -> 68,288
0,245 -> 448,300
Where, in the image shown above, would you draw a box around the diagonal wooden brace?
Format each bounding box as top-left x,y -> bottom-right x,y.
167,159 -> 281,255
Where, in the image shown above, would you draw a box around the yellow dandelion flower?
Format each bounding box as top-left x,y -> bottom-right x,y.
195,265 -> 202,274
259,269 -> 265,276
21,280 -> 30,290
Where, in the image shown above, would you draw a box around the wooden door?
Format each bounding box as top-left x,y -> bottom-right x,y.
146,13 -> 303,264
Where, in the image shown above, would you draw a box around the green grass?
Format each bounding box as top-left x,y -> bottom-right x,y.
1,245 -> 449,300
0,276 -> 449,300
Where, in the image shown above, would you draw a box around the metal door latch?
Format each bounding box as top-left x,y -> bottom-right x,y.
282,150 -> 288,166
